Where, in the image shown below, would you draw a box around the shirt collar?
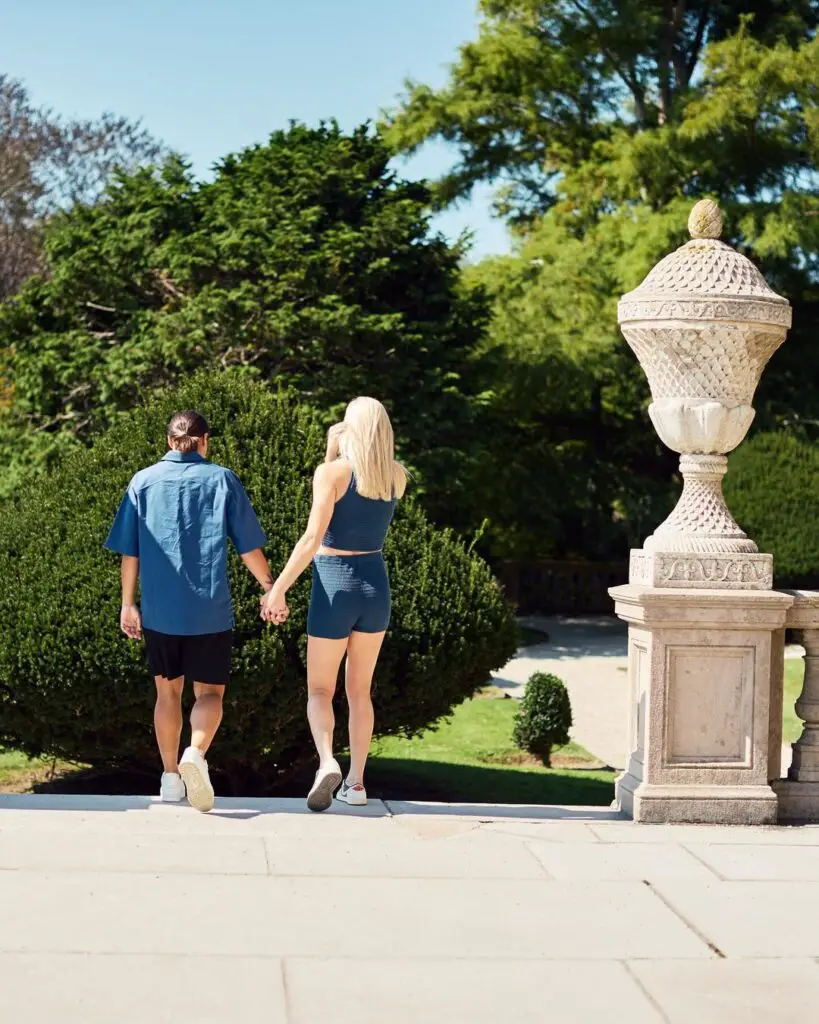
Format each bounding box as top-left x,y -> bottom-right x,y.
162,451 -> 207,464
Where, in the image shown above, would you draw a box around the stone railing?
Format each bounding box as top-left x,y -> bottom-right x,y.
775,590 -> 819,822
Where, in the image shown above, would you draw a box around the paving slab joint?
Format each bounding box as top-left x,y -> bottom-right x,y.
641,880 -> 725,959
679,844 -> 728,881
621,960 -> 673,1024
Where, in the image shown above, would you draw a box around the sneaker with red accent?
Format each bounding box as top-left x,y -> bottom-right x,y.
336,780 -> 367,807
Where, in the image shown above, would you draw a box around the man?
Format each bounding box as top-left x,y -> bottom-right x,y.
105,409 -> 280,811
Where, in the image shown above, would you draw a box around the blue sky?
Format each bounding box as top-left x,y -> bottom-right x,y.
1,0 -> 511,260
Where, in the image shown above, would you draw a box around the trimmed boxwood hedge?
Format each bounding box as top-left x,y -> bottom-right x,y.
513,672 -> 572,768
725,430 -> 819,586
0,371 -> 518,791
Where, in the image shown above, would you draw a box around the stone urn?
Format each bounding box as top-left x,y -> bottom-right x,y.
618,199 -> 792,589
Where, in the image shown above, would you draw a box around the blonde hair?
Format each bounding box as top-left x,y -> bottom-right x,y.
342,397 -> 407,501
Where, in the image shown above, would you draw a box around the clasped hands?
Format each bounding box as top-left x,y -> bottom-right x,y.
260,585 -> 289,625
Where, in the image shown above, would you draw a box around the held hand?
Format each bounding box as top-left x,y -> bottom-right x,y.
325,422 -> 346,462
261,586 -> 290,625
120,604 -> 142,640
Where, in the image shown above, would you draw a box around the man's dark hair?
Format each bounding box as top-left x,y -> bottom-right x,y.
167,409 -> 210,453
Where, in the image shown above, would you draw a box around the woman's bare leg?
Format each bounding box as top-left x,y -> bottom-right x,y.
345,630 -> 385,785
306,636 -> 348,765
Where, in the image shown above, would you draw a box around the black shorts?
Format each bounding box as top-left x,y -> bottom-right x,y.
143,629 -> 233,685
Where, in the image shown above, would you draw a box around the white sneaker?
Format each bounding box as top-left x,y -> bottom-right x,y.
306,759 -> 342,812
160,772 -> 186,803
336,780 -> 367,807
178,746 -> 215,813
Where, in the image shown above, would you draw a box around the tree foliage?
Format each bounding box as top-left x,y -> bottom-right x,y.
385,1 -> 818,225
0,122 -> 490,524
0,371 -> 518,791
0,74 -> 161,300
387,4 -> 819,561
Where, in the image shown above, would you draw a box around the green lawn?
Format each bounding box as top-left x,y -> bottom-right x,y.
784,656 -> 806,745
0,749 -> 77,793
0,748 -> 33,788
366,691 -> 616,805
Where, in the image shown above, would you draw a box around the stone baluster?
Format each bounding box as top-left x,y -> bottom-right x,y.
776,591 -> 819,821
791,630 -> 819,776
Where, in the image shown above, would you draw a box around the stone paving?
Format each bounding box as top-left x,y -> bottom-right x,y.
2,795 -> 819,1022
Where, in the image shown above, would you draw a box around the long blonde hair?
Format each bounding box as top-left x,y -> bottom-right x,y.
342,397 -> 407,501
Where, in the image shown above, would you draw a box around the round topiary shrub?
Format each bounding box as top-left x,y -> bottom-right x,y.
513,673 -> 572,767
0,371 -> 518,792
724,430 -> 819,586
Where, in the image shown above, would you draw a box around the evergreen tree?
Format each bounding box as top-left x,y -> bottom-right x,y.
0,123 -> 490,527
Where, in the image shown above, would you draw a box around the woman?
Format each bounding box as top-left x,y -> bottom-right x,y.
261,397 -> 407,811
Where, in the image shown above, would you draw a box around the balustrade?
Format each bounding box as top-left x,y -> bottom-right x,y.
775,591 -> 819,822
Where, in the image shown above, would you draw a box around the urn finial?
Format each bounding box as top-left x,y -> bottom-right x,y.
687,198 -> 722,239
617,196 -> 792,587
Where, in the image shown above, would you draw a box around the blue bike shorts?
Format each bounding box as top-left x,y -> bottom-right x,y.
307,553 -> 391,639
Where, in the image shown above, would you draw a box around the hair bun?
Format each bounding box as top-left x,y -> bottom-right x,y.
167,409 -> 209,453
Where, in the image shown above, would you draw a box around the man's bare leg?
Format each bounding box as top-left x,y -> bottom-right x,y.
190,681 -> 225,754
178,682 -> 224,813
154,675 -> 184,772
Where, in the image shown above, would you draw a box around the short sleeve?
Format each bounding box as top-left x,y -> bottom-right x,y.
226,473 -> 267,554
104,485 -> 140,557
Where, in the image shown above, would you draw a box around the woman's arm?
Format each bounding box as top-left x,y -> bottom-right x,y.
261,464 -> 339,620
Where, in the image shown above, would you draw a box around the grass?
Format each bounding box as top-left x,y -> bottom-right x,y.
366,689 -> 616,805
784,656 -> 806,745
0,750 -> 80,794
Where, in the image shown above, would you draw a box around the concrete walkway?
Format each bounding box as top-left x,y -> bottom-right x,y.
2,795 -> 819,1022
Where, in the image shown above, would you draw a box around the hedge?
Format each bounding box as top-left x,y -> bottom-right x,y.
725,430 -> 819,586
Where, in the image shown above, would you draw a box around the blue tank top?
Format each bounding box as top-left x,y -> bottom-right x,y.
322,470 -> 396,551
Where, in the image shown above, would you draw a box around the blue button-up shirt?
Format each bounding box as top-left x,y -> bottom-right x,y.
105,451 -> 267,635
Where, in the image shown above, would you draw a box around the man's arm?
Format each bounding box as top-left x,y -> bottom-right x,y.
120,555 -> 142,640
106,483 -> 141,639
241,548 -> 274,593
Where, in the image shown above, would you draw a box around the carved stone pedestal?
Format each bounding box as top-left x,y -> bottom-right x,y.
610,584 -> 793,824
630,550 -> 773,590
